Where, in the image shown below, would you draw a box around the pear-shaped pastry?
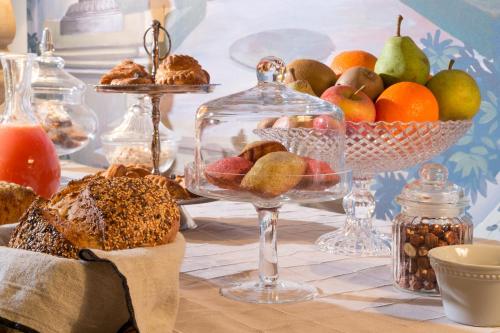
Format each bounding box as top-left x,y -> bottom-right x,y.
241,152 -> 307,198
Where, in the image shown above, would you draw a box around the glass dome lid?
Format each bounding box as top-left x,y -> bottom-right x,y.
397,163 -> 468,208
197,56 -> 343,121
31,28 -> 86,103
188,56 -> 349,205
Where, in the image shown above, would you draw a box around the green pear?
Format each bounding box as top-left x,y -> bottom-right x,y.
286,68 -> 317,96
427,59 -> 481,120
375,15 -> 430,86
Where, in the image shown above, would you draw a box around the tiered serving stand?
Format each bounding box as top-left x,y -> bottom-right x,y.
95,20 -> 217,175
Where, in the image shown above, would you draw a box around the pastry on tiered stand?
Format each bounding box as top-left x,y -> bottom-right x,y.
99,60 -> 153,85
155,54 -> 210,85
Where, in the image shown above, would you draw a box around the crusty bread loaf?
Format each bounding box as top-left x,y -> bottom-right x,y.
0,181 -> 37,225
145,175 -> 191,200
8,175 -> 180,258
8,198 -> 79,259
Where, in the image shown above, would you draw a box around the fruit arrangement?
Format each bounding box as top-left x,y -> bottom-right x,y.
283,15 -> 481,124
204,141 -> 339,198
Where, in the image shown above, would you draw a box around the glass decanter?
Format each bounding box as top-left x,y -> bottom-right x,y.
31,28 -> 98,156
186,57 -> 351,304
0,54 -> 60,198
101,95 -> 179,172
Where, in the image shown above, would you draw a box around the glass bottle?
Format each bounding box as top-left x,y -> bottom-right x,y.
392,163 -> 473,295
0,54 -> 60,198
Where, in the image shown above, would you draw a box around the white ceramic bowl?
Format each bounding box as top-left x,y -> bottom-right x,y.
429,244 -> 500,327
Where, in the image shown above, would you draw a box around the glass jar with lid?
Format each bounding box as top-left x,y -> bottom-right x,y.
393,163 -> 473,295
101,95 -> 179,172
31,28 -> 98,156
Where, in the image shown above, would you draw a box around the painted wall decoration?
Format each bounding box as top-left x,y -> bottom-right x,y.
26,0 -> 499,239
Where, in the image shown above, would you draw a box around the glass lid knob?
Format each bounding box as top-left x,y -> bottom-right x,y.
419,163 -> 448,185
40,28 -> 55,56
256,56 -> 286,83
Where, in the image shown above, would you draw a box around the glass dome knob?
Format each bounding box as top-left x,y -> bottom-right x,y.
419,163 -> 448,185
256,56 -> 286,83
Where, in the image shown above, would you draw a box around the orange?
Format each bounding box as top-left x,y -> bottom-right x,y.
375,82 -> 439,122
330,50 -> 377,76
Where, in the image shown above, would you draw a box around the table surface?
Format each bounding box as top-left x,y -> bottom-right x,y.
60,161 -> 499,333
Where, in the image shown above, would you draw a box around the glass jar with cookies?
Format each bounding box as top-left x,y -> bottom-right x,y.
31,28 -> 98,156
392,163 -> 473,295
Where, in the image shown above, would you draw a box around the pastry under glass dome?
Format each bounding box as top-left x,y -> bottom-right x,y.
186,57 -> 351,304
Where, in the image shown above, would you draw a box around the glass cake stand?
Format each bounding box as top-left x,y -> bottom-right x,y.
316,120 -> 472,256
186,56 -> 351,304
186,162 -> 351,303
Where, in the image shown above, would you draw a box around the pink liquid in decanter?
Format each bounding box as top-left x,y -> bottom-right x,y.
0,54 -> 60,198
0,124 -> 60,198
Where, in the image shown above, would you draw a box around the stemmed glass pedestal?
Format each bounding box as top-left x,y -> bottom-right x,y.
186,161 -> 350,303
316,120 -> 472,256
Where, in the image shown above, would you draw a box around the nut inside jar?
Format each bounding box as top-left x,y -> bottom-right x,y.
394,218 -> 472,294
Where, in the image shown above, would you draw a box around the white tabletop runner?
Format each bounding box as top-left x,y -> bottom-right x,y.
177,201 -> 498,333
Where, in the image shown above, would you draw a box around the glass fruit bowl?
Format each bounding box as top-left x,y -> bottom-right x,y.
316,120 -> 472,257
186,57 -> 351,304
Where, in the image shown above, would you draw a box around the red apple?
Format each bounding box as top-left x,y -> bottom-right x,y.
299,157 -> 340,190
320,85 -> 376,122
312,115 -> 341,130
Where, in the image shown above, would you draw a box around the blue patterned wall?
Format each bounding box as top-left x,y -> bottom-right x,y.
373,4 -> 500,233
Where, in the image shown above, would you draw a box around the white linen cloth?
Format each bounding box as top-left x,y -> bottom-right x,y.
0,224 -> 185,333
175,201 -> 500,333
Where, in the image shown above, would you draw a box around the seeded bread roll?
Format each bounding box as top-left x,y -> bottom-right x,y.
8,176 -> 180,258
0,181 -> 37,225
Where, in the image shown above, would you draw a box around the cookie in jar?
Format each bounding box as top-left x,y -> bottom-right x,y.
392,163 -> 472,295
